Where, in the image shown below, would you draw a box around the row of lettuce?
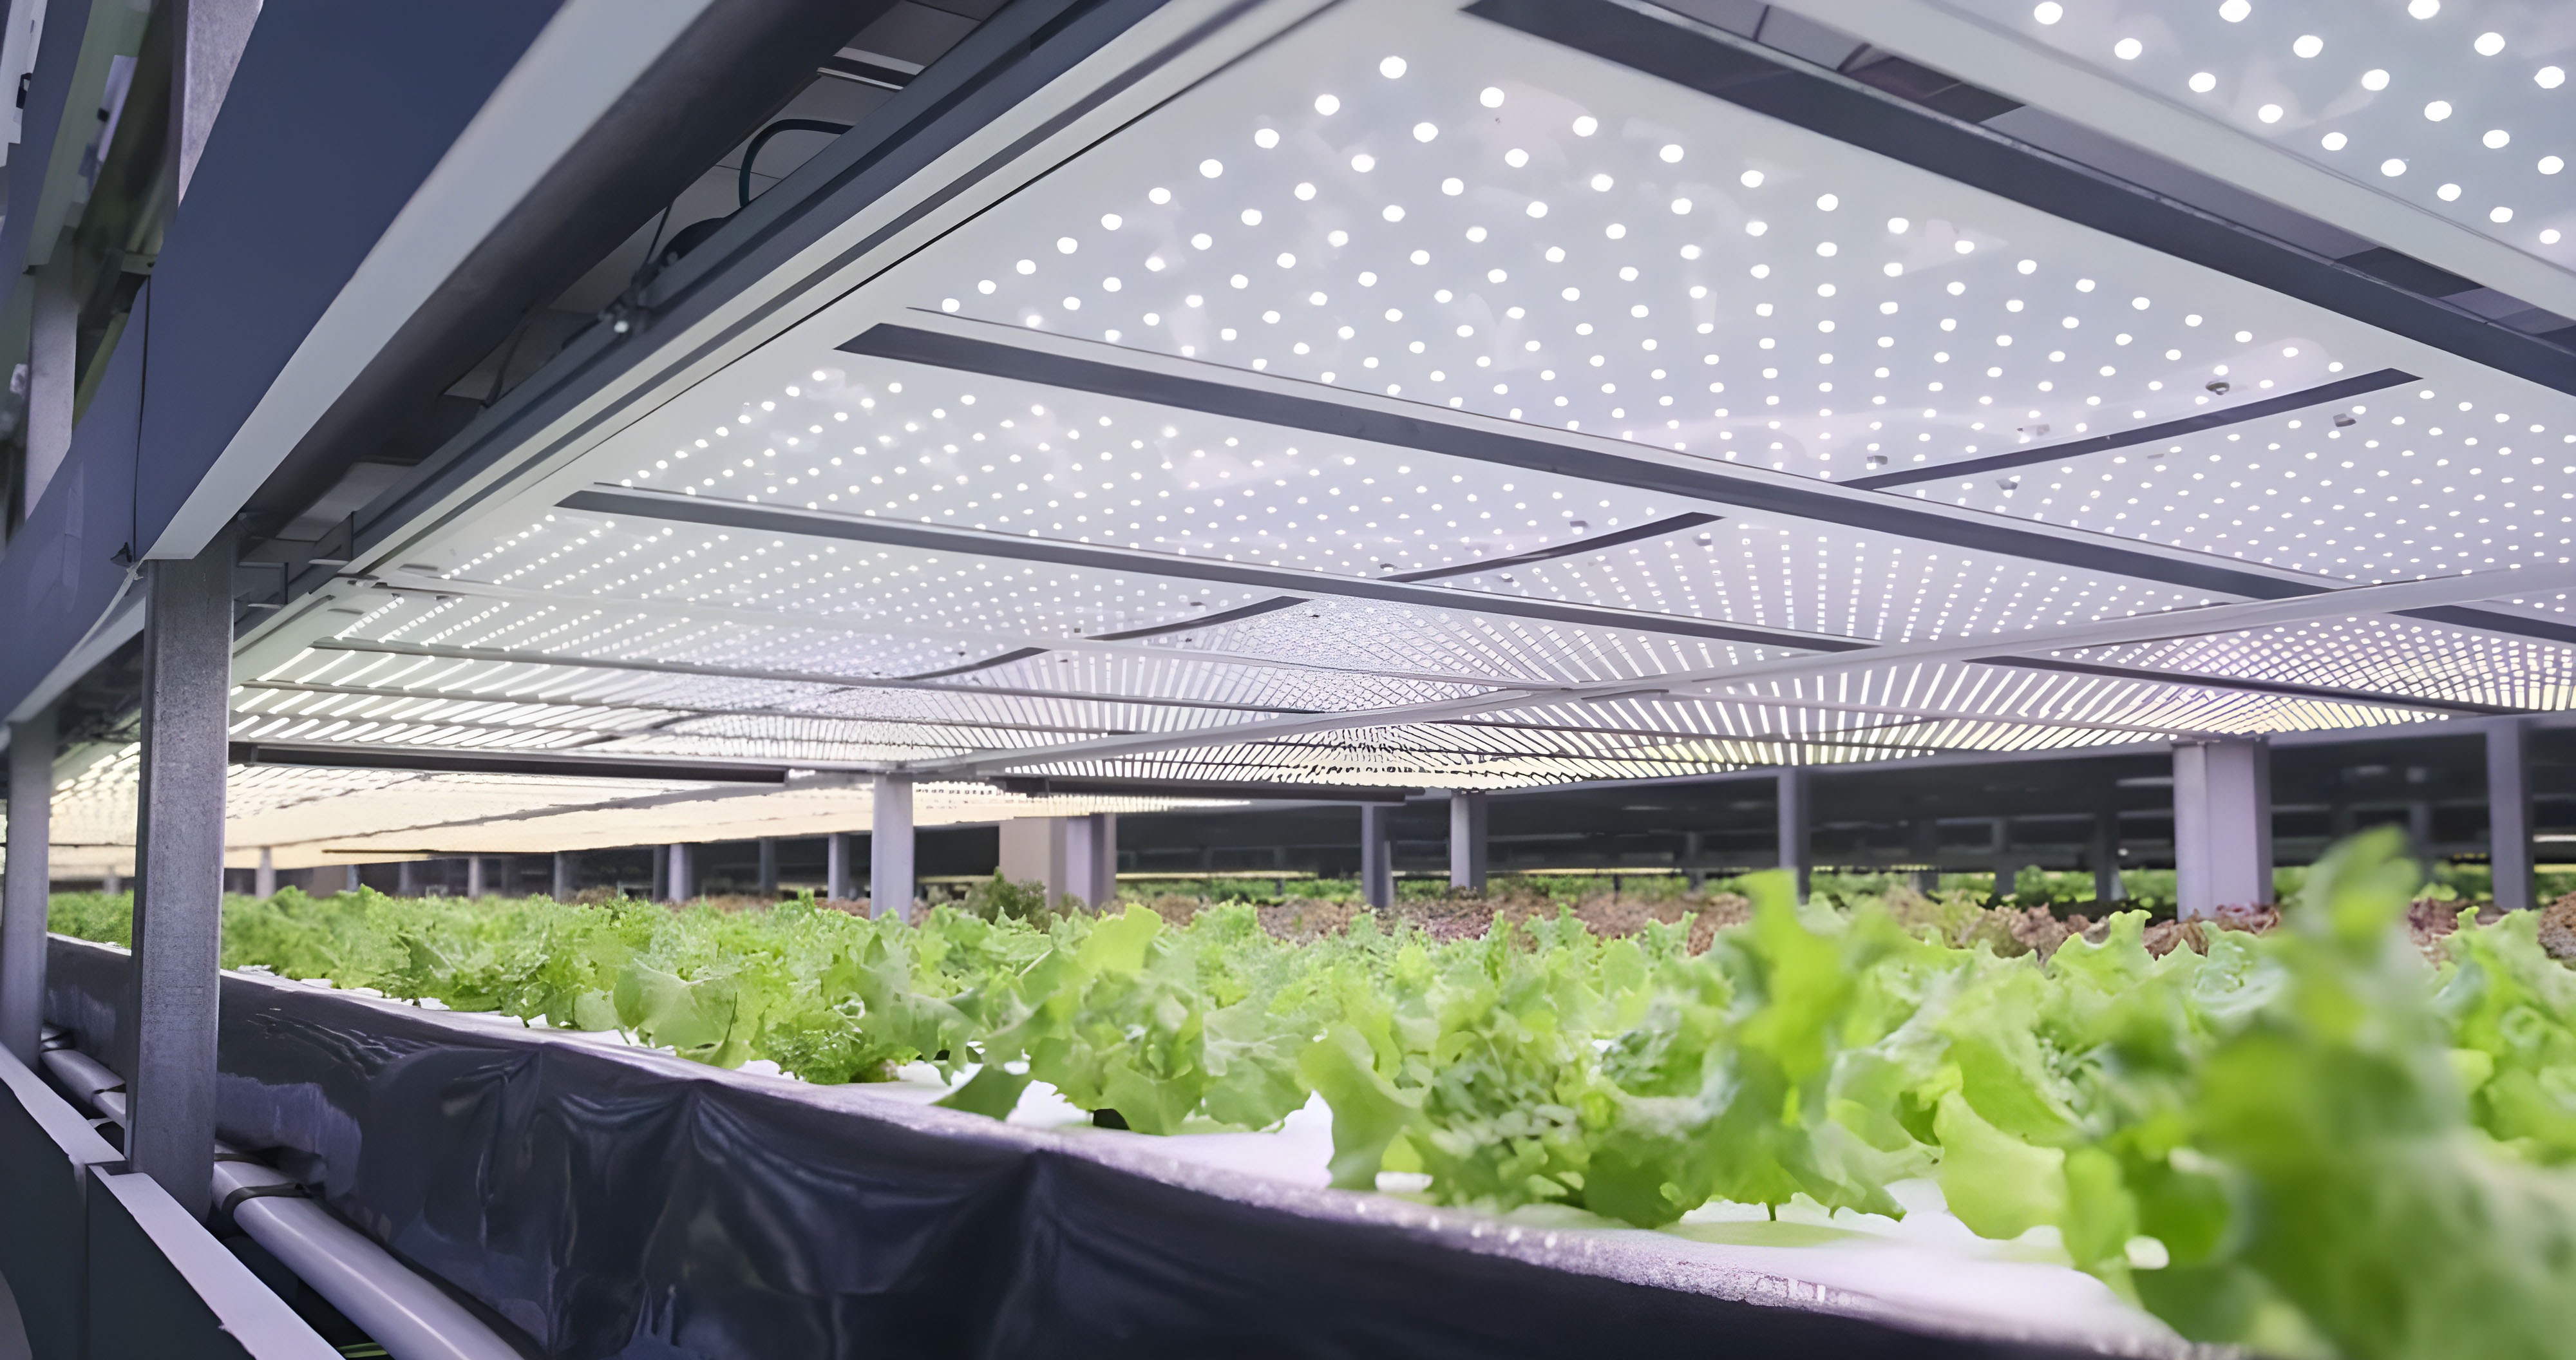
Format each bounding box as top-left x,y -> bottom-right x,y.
48,829 -> 2576,1359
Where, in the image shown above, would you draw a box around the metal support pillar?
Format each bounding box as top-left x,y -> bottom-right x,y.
254,847 -> 276,898
466,855 -> 486,900
343,864 -> 360,892
2488,721 -> 2534,912
1448,790 -> 1488,892
1776,768 -> 1811,902
1072,814 -> 1116,909
871,775 -> 913,918
104,867 -> 120,894
827,832 -> 855,901
24,263 -> 77,509
553,851 -> 577,902
397,860 -> 419,896
3,705 -> 56,1065
1681,830 -> 1705,889
1360,804 -> 1394,909
128,538 -> 236,1220
757,838 -> 779,895
2091,809 -> 2123,905
2173,738 -> 2273,920
649,845 -> 669,901
664,845 -> 694,903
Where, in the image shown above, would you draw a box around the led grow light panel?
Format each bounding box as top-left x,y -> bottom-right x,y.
2051,614 -> 2576,711
1946,0 -> 2576,271
879,0 -> 2576,499
1926,354 -> 2576,583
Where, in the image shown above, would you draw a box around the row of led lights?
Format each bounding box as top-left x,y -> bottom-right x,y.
2033,0 -> 2566,240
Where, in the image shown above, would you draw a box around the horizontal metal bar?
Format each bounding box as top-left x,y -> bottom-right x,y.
229,741 -> 794,783
1846,369 -> 2416,489
558,487 -> 1868,651
305,638 -> 1327,715
234,678 -> 1135,737
993,776 -> 1421,802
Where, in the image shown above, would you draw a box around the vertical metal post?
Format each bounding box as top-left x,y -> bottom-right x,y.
649,845 -> 668,902
871,775 -> 913,918
128,539 -> 236,1220
756,838 -> 779,895
24,264 -> 77,509
1448,790 -> 1488,892
465,855 -> 486,899
343,864 -> 360,892
2488,720 -> 2534,912
553,851 -> 576,902
665,844 -> 693,903
104,867 -> 122,894
253,847 -> 276,898
1680,829 -> 1704,889
3,705 -> 57,1065
1089,813 -> 1118,909
1360,804 -> 1394,909
2174,738 -> 2273,920
2091,808 -> 2123,904
1776,768 -> 1810,902
826,832 -> 854,901
396,860 -> 418,896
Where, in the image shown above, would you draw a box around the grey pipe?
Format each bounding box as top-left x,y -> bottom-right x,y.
40,1048 -> 520,1360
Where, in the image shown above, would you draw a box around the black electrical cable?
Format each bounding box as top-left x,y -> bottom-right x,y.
737,118 -> 853,207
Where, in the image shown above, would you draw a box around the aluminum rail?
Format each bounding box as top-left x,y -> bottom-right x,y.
38,1046 -> 521,1360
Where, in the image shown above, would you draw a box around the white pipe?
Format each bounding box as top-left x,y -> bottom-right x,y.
39,1048 -> 519,1360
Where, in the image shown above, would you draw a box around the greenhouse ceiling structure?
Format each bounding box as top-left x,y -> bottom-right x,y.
5,0 -> 2576,876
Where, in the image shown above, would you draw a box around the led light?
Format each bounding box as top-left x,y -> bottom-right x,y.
2032,2 -> 2062,23
1379,55 -> 1406,78
1658,144 -> 1683,162
2292,34 -> 2323,57
1314,94 -> 1340,114
2542,156 -> 2566,174
1198,158 -> 1223,177
2490,205 -> 2514,222
2438,182 -> 2462,200
1413,121 -> 1439,142
1739,169 -> 1764,187
2218,0 -> 2249,22
2483,129 -> 2510,148
2423,100 -> 2452,121
2320,131 -> 2347,150
2113,37 -> 2142,60
1479,86 -> 1504,108
2407,0 -> 2438,17
2381,158 -> 2407,176
2188,71 -> 2217,93
2474,31 -> 2505,56
2257,104 -> 2284,124
2541,67 -> 2568,90
1571,115 -> 1598,136
2362,68 -> 2391,90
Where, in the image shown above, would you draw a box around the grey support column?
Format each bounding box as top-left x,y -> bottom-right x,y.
757,838 -> 779,895
870,775 -> 913,918
24,264 -> 77,509
1777,768 -> 1811,902
553,851 -> 577,902
664,844 -> 694,903
1448,790 -> 1488,892
2173,738 -> 2273,920
465,855 -> 486,900
128,540 -> 237,1220
396,860 -> 419,896
826,832 -> 855,901
2091,809 -> 2123,905
254,847 -> 276,898
3,706 -> 57,1065
2488,720 -> 2534,912
1077,814 -> 1118,909
343,864 -> 360,892
1359,804 -> 1394,909
649,845 -> 669,902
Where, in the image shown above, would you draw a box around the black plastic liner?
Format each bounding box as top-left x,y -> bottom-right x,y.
46,938 -> 2114,1360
